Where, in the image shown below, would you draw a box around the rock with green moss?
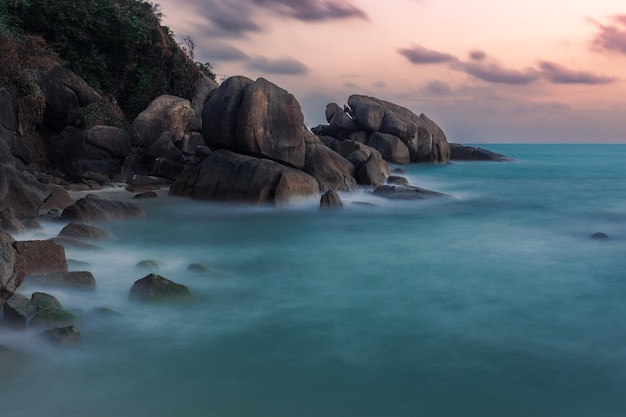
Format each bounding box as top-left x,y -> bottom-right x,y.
29,292 -> 76,328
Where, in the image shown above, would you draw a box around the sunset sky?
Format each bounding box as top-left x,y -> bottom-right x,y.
156,0 -> 626,143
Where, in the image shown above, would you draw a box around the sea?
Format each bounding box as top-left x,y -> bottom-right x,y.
1,144 -> 626,417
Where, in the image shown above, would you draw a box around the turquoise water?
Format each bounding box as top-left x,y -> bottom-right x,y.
2,144 -> 626,417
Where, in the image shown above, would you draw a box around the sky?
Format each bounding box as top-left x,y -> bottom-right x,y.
156,0 -> 626,143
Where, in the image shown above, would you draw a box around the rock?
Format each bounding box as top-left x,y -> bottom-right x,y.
41,325 -> 81,345
329,111 -> 360,132
449,143 -> 513,161
387,176 -> 410,186
13,240 -> 67,274
133,191 -> 158,199
40,185 -> 75,212
0,240 -> 24,310
58,223 -> 110,240
3,293 -> 35,328
26,271 -> 96,289
0,208 -> 25,234
368,132 -> 410,164
591,232 -> 608,239
325,103 -> 343,123
188,75 -> 219,131
392,167 -> 407,174
236,78 -> 307,168
136,260 -> 160,270
178,131 -> 206,155
29,292 -> 76,328
22,219 -> 43,231
170,149 -> 319,206
129,273 -> 191,301
202,76 -> 255,150
303,142 -> 357,193
34,63 -> 102,130
320,190 -> 343,209
125,175 -> 172,193
203,77 -> 307,168
372,185 -> 449,200
60,126 -> 131,181
144,132 -> 184,163
130,95 -> 194,148
356,153 -> 389,186
347,95 -> 385,131
0,164 -> 51,217
151,157 -> 184,181
61,198 -> 146,222
0,230 -> 14,243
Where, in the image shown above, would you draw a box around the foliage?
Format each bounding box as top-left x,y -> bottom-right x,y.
0,28 -> 55,130
0,0 -> 215,119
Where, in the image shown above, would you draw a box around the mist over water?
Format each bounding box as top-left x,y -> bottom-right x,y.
2,145 -> 626,417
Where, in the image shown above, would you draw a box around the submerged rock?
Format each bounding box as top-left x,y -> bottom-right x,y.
3,293 -> 35,328
41,325 -> 81,345
129,273 -> 191,301
449,143 -> 512,161
58,222 -> 110,240
320,190 -> 343,209
372,185 -> 450,200
26,271 -> 96,289
591,232 -> 608,239
61,198 -> 146,221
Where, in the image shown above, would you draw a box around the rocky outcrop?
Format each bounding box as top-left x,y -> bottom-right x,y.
449,143 -> 512,161
130,95 -> 194,148
303,141 -> 357,193
59,126 -> 131,181
203,77 -> 306,168
314,95 -> 450,164
61,198 -> 146,221
35,63 -> 102,131
0,163 -> 51,217
171,149 -> 319,206
129,273 -> 191,301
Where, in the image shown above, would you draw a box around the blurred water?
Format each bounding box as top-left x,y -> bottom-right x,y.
2,145 -> 626,417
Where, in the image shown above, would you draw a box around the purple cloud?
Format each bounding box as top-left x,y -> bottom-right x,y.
452,61 -> 541,85
422,80 -> 453,95
177,0 -> 367,37
591,15 -> 626,55
469,50 -> 487,61
398,45 -> 457,64
539,61 -> 615,84
247,56 -> 309,75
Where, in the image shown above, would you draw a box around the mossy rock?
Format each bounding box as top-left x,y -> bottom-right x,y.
29,292 -> 76,328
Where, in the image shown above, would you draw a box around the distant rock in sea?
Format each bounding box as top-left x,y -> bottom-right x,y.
449,143 -> 512,161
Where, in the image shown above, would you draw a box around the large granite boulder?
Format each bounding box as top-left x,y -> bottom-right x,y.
449,143 -> 512,161
303,142 -> 357,193
13,240 -> 68,274
61,198 -> 147,221
0,88 -> 28,164
320,190 -> 343,209
130,273 -> 191,301
60,126 -> 131,181
188,75 -> 219,131
0,240 -> 25,310
35,63 -> 101,131
367,132 -> 410,164
171,149 -> 319,206
203,77 -> 307,168
130,95 -> 194,148
0,164 -> 51,217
